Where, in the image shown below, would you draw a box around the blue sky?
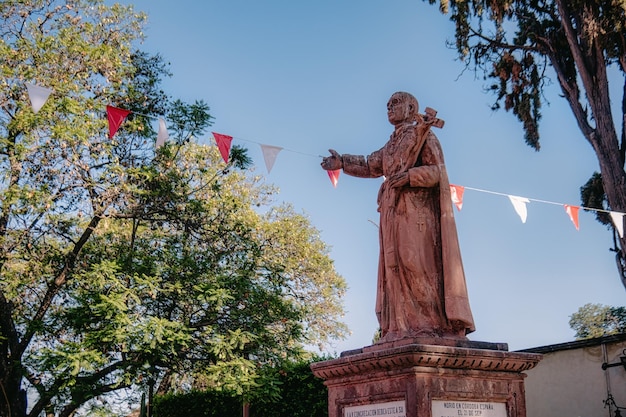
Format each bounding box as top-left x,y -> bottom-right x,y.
123,0 -> 625,353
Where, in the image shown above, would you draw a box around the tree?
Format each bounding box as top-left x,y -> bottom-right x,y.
569,303 -> 626,339
154,357 -> 329,417
0,1 -> 347,416
422,0 -> 626,288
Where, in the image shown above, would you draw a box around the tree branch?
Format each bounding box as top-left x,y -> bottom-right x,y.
26,359 -> 131,417
17,213 -> 103,357
468,27 -> 541,54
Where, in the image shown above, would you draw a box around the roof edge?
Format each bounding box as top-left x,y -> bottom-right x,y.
517,333 -> 626,354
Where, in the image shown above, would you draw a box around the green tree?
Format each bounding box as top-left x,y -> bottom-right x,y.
569,303 -> 626,339
154,357 -> 329,417
0,1 -> 347,416
422,0 -> 626,288
251,358 -> 328,417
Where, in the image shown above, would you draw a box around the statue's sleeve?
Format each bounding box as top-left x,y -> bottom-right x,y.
342,149 -> 383,178
407,134 -> 441,188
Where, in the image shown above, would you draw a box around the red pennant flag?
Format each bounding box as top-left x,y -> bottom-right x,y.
327,170 -> 340,188
450,184 -> 465,211
212,132 -> 233,163
106,105 -> 131,138
564,204 -> 580,231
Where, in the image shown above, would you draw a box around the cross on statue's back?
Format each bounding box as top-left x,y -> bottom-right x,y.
423,107 -> 444,129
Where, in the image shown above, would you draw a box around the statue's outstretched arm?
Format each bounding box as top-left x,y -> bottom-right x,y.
321,149 -> 343,171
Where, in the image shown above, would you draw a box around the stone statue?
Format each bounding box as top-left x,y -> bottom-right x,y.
321,91 -> 475,343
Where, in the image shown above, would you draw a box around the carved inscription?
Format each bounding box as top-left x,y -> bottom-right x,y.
432,400 -> 507,417
344,400 -> 406,417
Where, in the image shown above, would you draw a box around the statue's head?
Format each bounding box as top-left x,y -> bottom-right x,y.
387,92 -> 419,126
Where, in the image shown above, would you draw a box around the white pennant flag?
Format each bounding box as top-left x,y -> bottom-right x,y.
156,118 -> 169,148
508,195 -> 530,223
26,83 -> 53,113
610,211 -> 625,238
260,144 -> 283,173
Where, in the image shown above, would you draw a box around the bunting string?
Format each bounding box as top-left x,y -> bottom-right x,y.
230,134 -> 324,158
128,109 -> 157,120
460,185 -> 620,216
451,184 -> 624,236
19,81 -> 626,235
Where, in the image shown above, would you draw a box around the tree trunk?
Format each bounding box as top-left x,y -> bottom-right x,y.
0,374 -> 27,417
0,294 -> 26,417
593,122 -> 626,289
553,0 -> 626,289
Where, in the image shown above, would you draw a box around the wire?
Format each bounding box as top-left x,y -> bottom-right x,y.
460,185 -> 622,216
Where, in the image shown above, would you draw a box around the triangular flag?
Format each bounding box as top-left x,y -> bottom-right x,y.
508,195 -> 530,223
610,211 -> 625,238
450,184 -> 465,211
106,105 -> 131,138
156,118 -> 169,148
260,144 -> 283,173
564,204 -> 580,230
212,132 -> 233,164
327,170 -> 340,188
26,83 -> 53,113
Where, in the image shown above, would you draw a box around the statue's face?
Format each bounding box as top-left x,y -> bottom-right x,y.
387,95 -> 411,125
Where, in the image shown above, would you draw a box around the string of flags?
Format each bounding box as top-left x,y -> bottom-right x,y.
25,82 -> 172,144
22,82 -> 626,237
450,184 -> 625,238
106,106 -> 305,176
24,83 -> 294,171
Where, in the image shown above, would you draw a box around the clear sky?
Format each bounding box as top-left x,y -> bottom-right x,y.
121,0 -> 625,353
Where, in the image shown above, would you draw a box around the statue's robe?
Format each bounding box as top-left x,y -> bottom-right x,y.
342,123 -> 475,341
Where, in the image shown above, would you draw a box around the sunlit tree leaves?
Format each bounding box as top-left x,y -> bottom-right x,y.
0,2 -> 347,416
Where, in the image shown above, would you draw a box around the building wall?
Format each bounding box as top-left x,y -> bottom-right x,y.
522,336 -> 626,417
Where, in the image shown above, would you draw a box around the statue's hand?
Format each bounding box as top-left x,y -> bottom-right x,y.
415,118 -> 435,136
422,116 -> 437,126
321,149 -> 343,170
387,172 -> 409,188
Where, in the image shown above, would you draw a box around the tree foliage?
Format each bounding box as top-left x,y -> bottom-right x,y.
569,303 -> 626,339
154,358 -> 329,417
0,1 -> 347,416
423,0 -> 626,287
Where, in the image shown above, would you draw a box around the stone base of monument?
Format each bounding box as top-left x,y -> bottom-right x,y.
310,339 -> 542,417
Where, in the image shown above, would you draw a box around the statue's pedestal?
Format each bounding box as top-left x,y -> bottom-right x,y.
311,339 -> 542,417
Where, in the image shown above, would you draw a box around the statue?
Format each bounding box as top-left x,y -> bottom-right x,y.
321,92 -> 475,343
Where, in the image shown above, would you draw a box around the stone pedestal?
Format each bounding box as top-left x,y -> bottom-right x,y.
311,339 -> 542,417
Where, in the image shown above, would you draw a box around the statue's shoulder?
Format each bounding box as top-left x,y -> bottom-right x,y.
425,129 -> 440,143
